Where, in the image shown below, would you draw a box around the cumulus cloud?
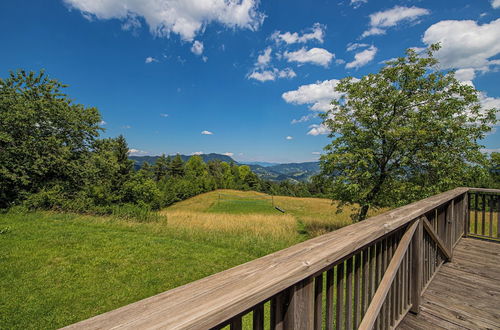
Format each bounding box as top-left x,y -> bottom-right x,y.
312,151 -> 321,155
160,113 -> 169,117
63,0 -> 265,41
248,68 -> 296,82
271,23 -> 325,44
145,56 -> 158,63
223,152 -> 234,157
346,45 -> 378,69
284,47 -> 334,67
285,136 -> 293,140
454,68 -> 476,85
492,0 -> 500,9
291,113 -> 316,124
129,148 -> 148,155
191,40 -> 204,55
422,18 -> 500,75
201,130 -> 213,135
256,47 -> 272,68
307,124 -> 330,136
192,151 -> 204,155
362,6 -> 430,38
282,79 -> 344,112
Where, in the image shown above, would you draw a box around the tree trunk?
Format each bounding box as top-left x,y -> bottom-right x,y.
358,204 -> 370,221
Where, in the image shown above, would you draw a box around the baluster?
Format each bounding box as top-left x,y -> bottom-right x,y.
489,195 -> 494,238
481,194 -> 486,236
345,258 -> 353,330
336,262 -> 345,330
326,269 -> 334,330
314,274 -> 323,330
475,192 -> 479,234
410,218 -> 422,314
252,303 -> 264,330
354,252 -> 361,328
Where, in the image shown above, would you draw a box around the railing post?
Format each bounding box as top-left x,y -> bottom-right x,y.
462,192 -> 470,237
284,277 -> 314,330
447,201 -> 454,258
410,217 -> 423,314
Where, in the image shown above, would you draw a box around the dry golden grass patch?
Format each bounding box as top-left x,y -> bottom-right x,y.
160,210 -> 297,241
162,190 -> 389,239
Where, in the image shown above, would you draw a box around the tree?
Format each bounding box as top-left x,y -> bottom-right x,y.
153,154 -> 169,181
0,70 -> 101,207
168,154 -> 185,177
320,45 -> 498,221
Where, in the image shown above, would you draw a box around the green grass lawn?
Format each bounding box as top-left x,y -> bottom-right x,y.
0,211 -> 294,329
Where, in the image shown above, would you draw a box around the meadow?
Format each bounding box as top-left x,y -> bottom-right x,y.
0,190 -> 381,329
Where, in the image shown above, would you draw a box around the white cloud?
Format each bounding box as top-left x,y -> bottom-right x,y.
192,151 -> 204,155
350,0 -> 367,9
291,113 -> 316,124
145,56 -> 158,63
201,130 -> 213,135
285,136 -> 293,140
346,43 -> 369,52
482,148 -> 500,153
191,40 -> 204,55
63,0 -> 265,41
99,120 -> 107,125
282,79 -> 345,112
271,23 -> 325,44
346,45 -> 378,69
122,125 -> 132,129
248,68 -> 296,82
454,68 -> 476,84
223,152 -> 234,157
129,148 -> 148,155
422,19 -> 500,74
284,47 -> 334,67
307,124 -> 330,136
312,151 -> 321,155
257,47 -> 272,67
362,6 -> 430,38
492,0 -> 500,9
160,113 -> 169,117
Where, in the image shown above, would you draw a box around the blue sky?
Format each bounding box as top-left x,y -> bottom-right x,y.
1,0 -> 499,163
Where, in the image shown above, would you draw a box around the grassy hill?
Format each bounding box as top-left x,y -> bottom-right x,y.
162,189 -> 382,237
0,191 -> 382,329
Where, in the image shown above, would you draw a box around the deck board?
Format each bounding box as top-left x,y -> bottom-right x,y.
398,238 -> 500,330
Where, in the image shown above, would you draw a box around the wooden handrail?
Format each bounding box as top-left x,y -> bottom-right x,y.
358,220 -> 419,330
63,187 -> 471,330
422,216 -> 452,260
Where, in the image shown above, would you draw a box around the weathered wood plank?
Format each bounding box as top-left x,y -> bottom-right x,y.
64,189 -> 472,330
325,269 -> 334,330
358,221 -> 418,330
314,274 -> 322,330
422,217 -> 451,261
398,238 -> 500,330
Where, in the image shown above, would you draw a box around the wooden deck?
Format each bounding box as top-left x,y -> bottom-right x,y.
398,238 -> 500,330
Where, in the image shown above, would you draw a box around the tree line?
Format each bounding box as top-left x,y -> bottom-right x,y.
0,70 -> 327,219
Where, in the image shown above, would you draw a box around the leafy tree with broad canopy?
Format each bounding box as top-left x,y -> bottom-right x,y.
320,44 -> 498,221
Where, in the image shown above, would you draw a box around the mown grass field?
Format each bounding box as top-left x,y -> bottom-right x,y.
0,190 -> 382,329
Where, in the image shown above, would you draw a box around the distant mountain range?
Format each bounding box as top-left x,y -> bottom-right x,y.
129,153 -> 321,182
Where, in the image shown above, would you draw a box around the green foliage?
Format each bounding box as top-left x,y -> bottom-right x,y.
320,44 -> 498,220
0,70 -> 101,208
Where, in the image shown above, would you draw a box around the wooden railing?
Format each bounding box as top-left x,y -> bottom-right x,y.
466,188 -> 500,241
64,187 -> 498,330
